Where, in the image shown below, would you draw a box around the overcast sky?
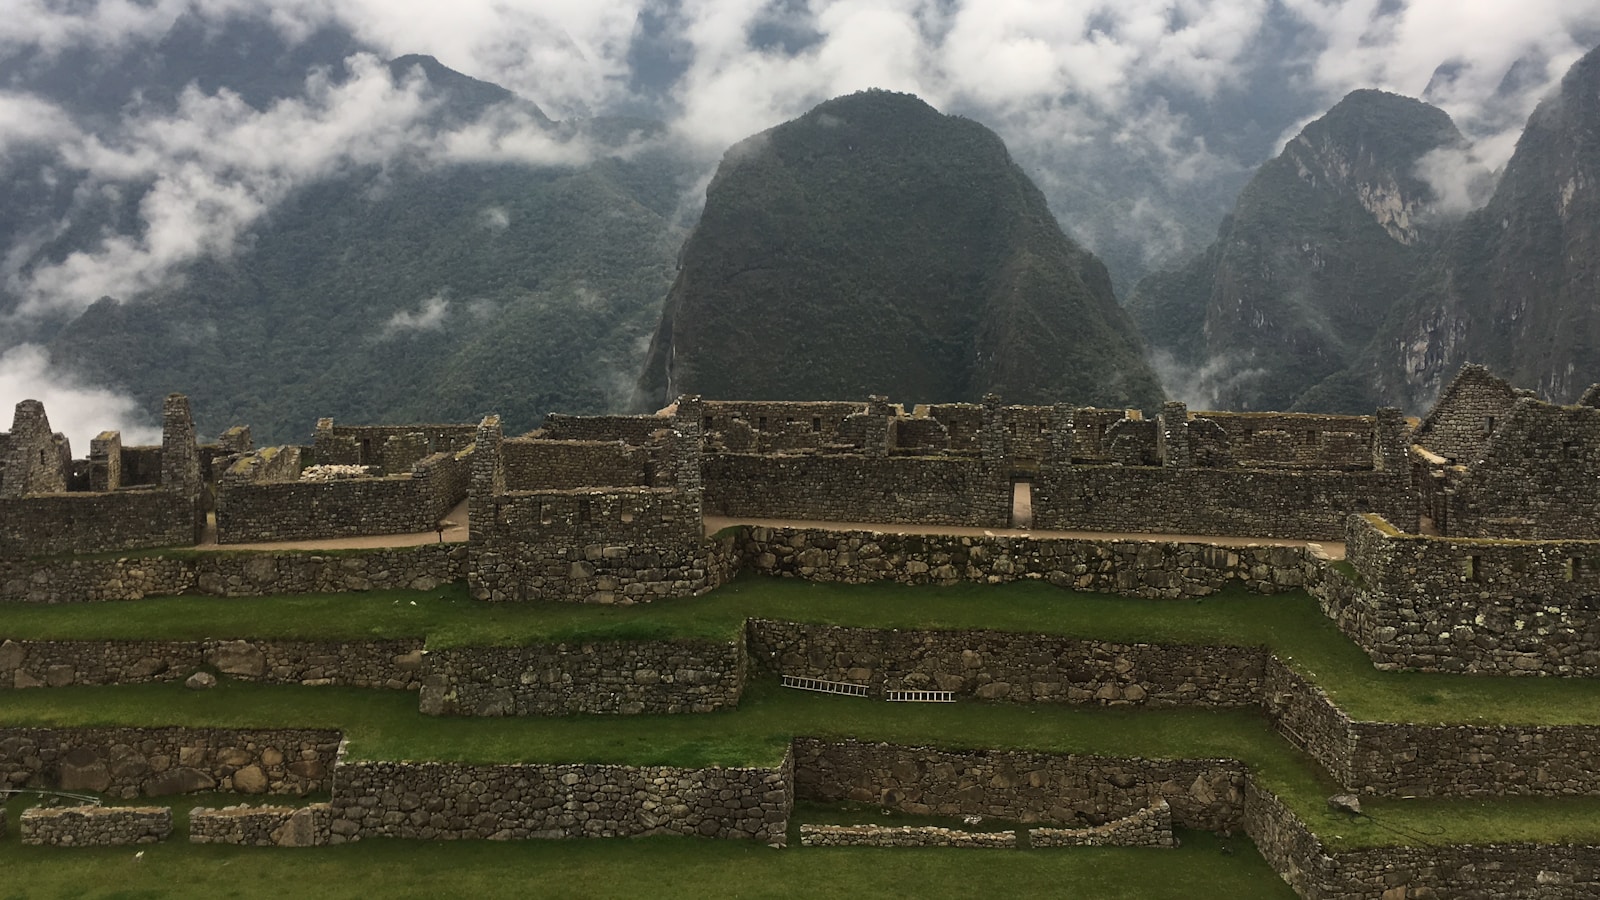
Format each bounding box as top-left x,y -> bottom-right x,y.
3,0 -> 1600,447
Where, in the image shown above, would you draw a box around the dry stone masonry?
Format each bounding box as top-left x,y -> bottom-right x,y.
20,805 -> 172,846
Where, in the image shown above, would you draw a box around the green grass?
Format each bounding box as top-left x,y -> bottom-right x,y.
5,676 -> 1600,849
0,827 -> 1296,900
8,577 -> 1600,726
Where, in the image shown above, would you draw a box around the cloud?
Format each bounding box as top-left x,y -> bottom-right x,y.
380,294 -> 450,337
4,52 -> 600,320
0,342 -> 160,451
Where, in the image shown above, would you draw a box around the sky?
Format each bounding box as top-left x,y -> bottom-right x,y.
2,0 -> 1600,447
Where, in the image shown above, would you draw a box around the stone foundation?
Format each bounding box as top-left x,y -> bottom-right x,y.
189,803 -> 332,846
20,805 -> 172,846
799,823 -> 1018,848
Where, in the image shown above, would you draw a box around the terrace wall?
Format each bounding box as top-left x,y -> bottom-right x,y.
0,543 -> 466,603
418,636 -> 747,716
1031,466 -> 1414,541
20,806 -> 171,846
791,739 -> 1246,832
328,748 -> 792,844
748,620 -> 1264,707
467,488 -> 731,603
189,803 -> 331,847
0,638 -> 424,691
0,727 -> 341,798
736,526 -> 1313,597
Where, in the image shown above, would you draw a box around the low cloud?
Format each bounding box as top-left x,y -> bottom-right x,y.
380,294 -> 450,337
0,343 -> 160,452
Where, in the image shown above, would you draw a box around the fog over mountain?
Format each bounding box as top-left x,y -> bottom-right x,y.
2,0 -> 1599,444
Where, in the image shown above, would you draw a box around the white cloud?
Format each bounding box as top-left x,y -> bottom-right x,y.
0,342 -> 160,452
380,294 -> 450,337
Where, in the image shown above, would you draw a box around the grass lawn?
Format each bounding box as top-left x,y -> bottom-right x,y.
0,826 -> 1297,900
4,676 -> 1600,850
6,577 -> 1600,726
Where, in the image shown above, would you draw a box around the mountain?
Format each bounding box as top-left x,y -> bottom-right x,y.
0,18 -> 695,443
1127,90 -> 1474,412
634,90 -> 1163,411
1361,44 -> 1600,408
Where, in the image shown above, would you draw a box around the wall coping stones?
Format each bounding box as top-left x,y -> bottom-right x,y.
798,823 -> 1018,848
20,805 -> 172,846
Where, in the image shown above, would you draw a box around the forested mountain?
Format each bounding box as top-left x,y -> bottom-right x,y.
0,15 -> 694,442
1361,44 -> 1600,409
634,90 -> 1164,411
1128,90 -> 1474,412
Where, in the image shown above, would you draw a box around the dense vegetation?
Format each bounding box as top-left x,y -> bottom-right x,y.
635,90 -> 1164,411
1128,90 -> 1468,412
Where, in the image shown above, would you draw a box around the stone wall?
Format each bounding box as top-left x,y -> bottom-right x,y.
468,488 -> 731,603
0,543 -> 466,603
20,805 -> 171,846
1412,363 -> 1526,464
748,620 -> 1265,707
791,739 -> 1246,832
1195,412 -> 1376,470
1029,798 -> 1175,848
1242,781 -> 1600,900
189,803 -> 331,846
1,399 -> 69,497
501,439 -> 648,491
313,421 -> 476,470
1343,514 -> 1600,676
799,824 -> 1018,848
704,453 -> 1008,527
418,636 -> 746,716
328,748 -> 792,844
1261,656 -> 1357,789
1441,399 -> 1600,539
1032,465 -> 1414,541
736,526 -> 1313,598
216,451 -> 467,543
539,414 -> 669,445
700,401 -> 866,452
0,727 -> 341,798
0,638 -> 424,690
0,488 -> 198,558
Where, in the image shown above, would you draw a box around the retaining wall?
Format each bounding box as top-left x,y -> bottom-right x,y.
799,824 -> 1017,848
328,748 -> 792,844
736,526 -> 1313,597
0,727 -> 341,798
791,739 -> 1246,832
189,803 -> 331,846
748,620 -> 1264,707
0,638 -> 423,690
20,805 -> 171,846
0,543 -> 467,603
419,636 -> 747,716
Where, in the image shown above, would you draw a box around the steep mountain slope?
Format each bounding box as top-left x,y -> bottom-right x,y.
0,24 -> 693,442
1363,45 -> 1600,409
635,90 -> 1163,410
1128,90 -> 1472,412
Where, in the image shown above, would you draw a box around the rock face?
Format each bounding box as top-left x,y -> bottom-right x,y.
636,89 -> 1163,410
1130,90 -> 1472,413
1367,44 -> 1600,409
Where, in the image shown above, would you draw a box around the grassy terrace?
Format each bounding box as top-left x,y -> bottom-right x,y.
6,677 -> 1600,851
0,826 -> 1298,899
5,577 -> 1600,727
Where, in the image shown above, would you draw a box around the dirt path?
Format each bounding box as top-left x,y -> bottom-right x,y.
704,515 -> 1344,559
188,499 -> 1343,560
